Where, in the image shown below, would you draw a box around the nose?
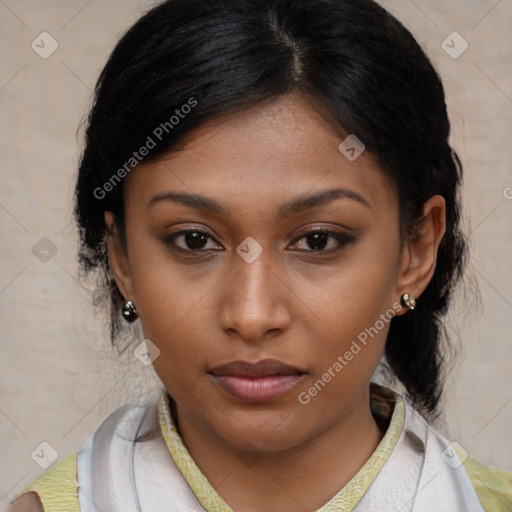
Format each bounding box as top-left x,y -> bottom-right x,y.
219,251 -> 292,344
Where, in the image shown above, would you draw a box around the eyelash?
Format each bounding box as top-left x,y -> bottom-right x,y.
163,228 -> 357,255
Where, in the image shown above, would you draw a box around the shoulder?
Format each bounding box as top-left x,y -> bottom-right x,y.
6,452 -> 78,512
397,399 -> 511,511
4,391 -> 168,512
3,492 -> 43,512
453,444 -> 512,512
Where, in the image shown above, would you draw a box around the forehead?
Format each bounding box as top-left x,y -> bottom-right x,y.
124,94 -> 397,216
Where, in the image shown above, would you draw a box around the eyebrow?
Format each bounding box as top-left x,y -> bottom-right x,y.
146,187 -> 371,216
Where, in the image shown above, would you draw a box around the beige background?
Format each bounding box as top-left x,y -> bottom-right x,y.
0,0 -> 511,503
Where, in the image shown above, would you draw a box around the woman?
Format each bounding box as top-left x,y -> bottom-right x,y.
7,0 -> 512,510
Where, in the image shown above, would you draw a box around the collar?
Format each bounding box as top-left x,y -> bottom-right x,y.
158,383 -> 405,512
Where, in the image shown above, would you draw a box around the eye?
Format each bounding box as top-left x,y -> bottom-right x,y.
164,229 -> 223,251
163,227 -> 357,254
289,229 -> 357,252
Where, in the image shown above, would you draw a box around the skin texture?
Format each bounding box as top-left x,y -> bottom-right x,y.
6,492 -> 43,512
105,93 -> 446,512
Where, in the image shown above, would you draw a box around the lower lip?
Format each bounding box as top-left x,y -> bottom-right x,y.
211,374 -> 304,402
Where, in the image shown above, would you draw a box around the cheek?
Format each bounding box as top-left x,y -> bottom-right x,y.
297,236 -> 399,331
291,233 -> 399,376
295,277 -> 391,415
297,279 -> 389,379
132,264 -> 215,368
125,225 -> 210,325
143,302 -> 214,401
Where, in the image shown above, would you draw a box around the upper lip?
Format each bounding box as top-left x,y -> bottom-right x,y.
209,359 -> 306,377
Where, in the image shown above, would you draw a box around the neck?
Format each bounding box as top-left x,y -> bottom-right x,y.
172,388 -> 389,512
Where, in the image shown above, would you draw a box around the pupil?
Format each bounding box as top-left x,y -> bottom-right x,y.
186,232 -> 207,249
307,232 -> 328,250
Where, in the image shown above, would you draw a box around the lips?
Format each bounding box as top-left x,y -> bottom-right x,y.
208,359 -> 306,402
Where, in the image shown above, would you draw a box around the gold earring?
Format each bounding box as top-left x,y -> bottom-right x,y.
122,300 -> 138,322
400,293 -> 416,310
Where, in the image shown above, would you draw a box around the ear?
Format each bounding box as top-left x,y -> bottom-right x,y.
395,195 -> 446,315
104,211 -> 135,301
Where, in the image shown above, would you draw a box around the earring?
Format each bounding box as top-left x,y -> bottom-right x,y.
122,300 -> 138,322
400,293 -> 416,310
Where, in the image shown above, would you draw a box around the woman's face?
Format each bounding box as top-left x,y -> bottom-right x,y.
107,94 -> 432,452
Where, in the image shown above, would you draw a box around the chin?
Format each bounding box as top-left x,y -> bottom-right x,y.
206,403 -> 310,452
